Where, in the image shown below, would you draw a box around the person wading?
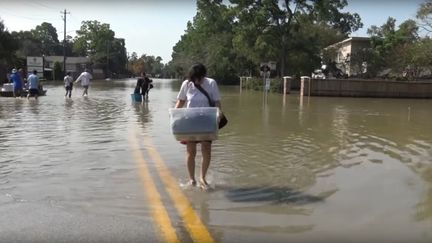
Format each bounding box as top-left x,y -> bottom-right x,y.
174,63 -> 223,190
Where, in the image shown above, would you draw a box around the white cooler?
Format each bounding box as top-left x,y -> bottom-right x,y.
169,107 -> 218,141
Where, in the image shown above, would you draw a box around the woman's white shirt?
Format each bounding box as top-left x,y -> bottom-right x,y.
177,77 -> 220,108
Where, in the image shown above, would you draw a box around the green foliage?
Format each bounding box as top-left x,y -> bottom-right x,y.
169,0 -> 362,84
128,54 -> 165,77
231,0 -> 362,77
417,0 -> 432,33
11,30 -> 42,57
242,77 -> 283,93
0,18 -> 19,65
367,17 -> 420,78
53,61 -> 62,81
31,22 -> 61,55
171,0 -> 239,84
1,17 -> 129,78
74,20 -> 115,59
73,20 -> 127,76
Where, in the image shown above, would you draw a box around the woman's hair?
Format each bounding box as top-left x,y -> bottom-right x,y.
188,63 -> 207,83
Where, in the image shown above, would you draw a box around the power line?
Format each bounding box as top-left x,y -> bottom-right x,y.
21,0 -> 59,12
32,1 -> 59,11
69,13 -> 83,25
0,9 -> 59,22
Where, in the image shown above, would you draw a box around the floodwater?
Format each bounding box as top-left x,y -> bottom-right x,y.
0,78 -> 431,242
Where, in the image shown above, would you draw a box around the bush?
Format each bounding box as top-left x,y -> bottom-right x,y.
53,61 -> 62,81
243,77 -> 284,93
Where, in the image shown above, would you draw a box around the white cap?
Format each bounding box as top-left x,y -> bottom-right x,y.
12,68 -> 17,73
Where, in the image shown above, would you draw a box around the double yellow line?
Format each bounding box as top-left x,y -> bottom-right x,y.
129,127 -> 214,243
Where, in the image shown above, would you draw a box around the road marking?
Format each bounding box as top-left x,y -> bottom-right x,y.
143,138 -> 215,243
129,131 -> 180,243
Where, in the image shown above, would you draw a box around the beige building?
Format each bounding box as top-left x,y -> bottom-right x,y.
323,37 -> 371,77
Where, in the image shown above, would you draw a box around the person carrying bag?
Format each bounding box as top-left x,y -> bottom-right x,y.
194,84 -> 228,129
174,63 -> 227,190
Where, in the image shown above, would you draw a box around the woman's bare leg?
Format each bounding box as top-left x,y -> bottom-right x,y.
186,142 -> 197,185
200,141 -> 212,186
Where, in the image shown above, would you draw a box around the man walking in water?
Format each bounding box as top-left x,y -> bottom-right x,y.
27,70 -> 39,100
10,68 -> 23,98
74,68 -> 93,97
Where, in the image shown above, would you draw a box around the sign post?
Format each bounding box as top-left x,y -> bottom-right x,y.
260,64 -> 271,92
27,56 -> 44,78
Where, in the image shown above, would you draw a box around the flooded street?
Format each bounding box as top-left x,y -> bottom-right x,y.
1,78 -> 431,242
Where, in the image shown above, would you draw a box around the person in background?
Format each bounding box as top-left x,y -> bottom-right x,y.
134,72 -> 153,101
134,72 -> 145,101
74,68 -> 93,97
10,68 -> 23,98
64,72 -> 73,98
142,72 -> 153,101
27,70 -> 39,100
174,63 -> 222,190
18,68 -> 26,85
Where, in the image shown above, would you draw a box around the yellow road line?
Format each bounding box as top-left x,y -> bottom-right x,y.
128,131 -> 180,243
143,138 -> 215,243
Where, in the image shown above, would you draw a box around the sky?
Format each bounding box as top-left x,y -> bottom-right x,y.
0,0 -> 426,64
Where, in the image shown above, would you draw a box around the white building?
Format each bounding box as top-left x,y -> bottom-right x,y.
323,37 -> 371,77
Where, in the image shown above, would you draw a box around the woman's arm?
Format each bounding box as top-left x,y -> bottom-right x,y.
175,100 -> 186,108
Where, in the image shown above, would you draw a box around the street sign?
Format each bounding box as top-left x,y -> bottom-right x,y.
27,57 -> 43,67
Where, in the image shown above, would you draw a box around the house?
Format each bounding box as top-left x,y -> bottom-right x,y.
323,37 -> 371,77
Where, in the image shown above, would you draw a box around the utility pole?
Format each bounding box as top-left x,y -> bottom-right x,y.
106,40 -> 110,78
61,9 -> 70,77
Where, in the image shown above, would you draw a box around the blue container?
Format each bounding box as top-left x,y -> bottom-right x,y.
131,93 -> 142,102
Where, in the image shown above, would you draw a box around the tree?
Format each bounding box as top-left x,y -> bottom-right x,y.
230,0 -> 363,76
129,54 -> 165,77
11,30 -> 42,57
0,18 -> 19,64
417,0 -> 432,34
367,18 -> 419,77
73,20 -> 115,61
73,20 -> 127,76
171,0 -> 362,83
53,61 -> 62,80
171,0 -> 239,83
0,18 -> 19,82
31,22 -> 61,55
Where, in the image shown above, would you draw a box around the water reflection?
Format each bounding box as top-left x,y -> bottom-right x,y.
133,102 -> 151,127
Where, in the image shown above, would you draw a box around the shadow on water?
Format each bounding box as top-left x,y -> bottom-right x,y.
223,186 -> 327,204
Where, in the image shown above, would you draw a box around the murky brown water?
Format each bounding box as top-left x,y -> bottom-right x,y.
0,78 -> 431,242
